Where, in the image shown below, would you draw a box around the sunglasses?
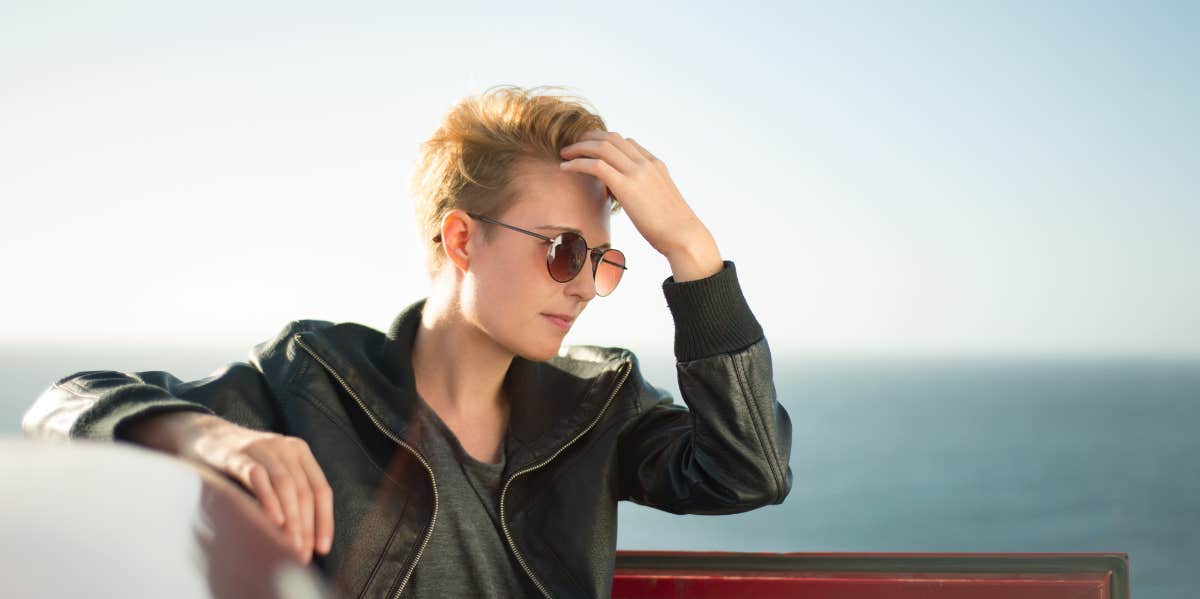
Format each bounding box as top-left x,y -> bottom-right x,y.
460,212 -> 628,296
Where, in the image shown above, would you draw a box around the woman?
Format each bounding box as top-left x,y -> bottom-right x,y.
23,84 -> 793,598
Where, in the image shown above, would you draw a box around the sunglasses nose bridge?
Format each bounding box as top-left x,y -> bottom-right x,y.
586,248 -> 602,278
558,250 -> 597,299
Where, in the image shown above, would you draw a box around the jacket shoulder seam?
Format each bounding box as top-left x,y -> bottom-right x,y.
52,379 -> 100,400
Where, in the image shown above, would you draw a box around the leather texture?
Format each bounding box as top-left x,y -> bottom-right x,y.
23,297 -> 792,599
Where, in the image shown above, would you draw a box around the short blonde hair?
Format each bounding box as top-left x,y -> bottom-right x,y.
409,84 -> 622,276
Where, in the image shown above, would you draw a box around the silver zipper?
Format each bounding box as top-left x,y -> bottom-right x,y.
499,359 -> 633,599
294,335 -> 438,599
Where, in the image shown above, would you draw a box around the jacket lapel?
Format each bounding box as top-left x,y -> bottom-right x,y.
504,347 -> 628,470
296,297 -> 630,468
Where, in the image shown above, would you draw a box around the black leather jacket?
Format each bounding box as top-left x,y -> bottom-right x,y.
22,261 -> 793,598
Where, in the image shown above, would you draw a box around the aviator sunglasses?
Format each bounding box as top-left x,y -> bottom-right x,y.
434,212 -> 627,296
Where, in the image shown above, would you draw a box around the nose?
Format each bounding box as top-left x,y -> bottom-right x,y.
565,257 -> 597,301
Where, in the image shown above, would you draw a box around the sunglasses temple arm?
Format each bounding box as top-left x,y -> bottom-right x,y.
475,215 -> 553,242
595,252 -> 627,269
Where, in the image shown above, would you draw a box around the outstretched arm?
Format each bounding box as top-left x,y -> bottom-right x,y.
20,321 -> 335,563
21,316 -> 308,442
24,362 -> 274,443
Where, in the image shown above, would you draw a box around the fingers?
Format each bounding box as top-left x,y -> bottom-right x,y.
203,426 -> 333,563
559,157 -> 622,185
273,439 -> 333,562
296,444 -> 335,556
586,130 -> 645,163
284,437 -> 335,561
607,133 -> 649,165
624,137 -> 662,165
559,131 -> 667,196
283,455 -> 315,563
267,458 -> 305,558
237,457 -> 285,527
559,138 -> 638,174
229,450 -> 305,558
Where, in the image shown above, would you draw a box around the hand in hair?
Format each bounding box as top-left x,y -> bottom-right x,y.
558,129 -> 723,282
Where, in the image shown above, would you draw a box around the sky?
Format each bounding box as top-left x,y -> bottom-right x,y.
1,1 -> 1196,359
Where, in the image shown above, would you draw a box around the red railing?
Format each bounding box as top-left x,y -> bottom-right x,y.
613,551 -> 1128,598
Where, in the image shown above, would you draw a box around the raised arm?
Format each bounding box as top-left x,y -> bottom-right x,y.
558,130 -> 792,511
618,261 -> 793,514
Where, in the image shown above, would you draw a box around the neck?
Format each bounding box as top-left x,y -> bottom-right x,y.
410,290 -> 513,420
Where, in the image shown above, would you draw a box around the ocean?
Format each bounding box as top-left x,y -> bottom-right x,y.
2,347 -> 1196,598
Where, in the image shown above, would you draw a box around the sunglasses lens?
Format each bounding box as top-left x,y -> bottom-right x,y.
547,233 -> 588,282
595,249 -> 625,296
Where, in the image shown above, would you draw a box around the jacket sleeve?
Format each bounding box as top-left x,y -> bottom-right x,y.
21,320 -> 310,443
617,260 -> 793,515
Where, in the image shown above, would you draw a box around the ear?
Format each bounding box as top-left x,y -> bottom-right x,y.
439,210 -> 472,272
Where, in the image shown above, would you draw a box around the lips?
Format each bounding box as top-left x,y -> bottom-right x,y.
542,313 -> 575,332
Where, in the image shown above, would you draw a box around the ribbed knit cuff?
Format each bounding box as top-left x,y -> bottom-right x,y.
661,260 -> 764,362
70,384 -> 216,443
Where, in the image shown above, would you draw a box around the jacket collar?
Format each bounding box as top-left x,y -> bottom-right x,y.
295,298 -> 631,469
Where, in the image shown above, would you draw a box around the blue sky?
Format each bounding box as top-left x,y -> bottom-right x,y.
1,1 -> 1196,357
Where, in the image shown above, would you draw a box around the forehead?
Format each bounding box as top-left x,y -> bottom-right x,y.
503,157 -> 612,239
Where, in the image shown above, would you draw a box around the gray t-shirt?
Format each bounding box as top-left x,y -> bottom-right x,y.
403,397 -> 540,598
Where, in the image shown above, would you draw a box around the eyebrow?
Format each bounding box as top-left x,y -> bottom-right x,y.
534,225 -> 612,249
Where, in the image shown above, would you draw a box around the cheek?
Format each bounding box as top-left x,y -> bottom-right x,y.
470,250 -> 566,360
472,246 -> 547,324
500,242 -> 559,295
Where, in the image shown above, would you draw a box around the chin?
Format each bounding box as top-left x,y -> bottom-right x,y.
516,338 -> 563,363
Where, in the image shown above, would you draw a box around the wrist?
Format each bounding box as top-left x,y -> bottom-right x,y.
664,230 -> 723,283
123,411 -> 220,455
